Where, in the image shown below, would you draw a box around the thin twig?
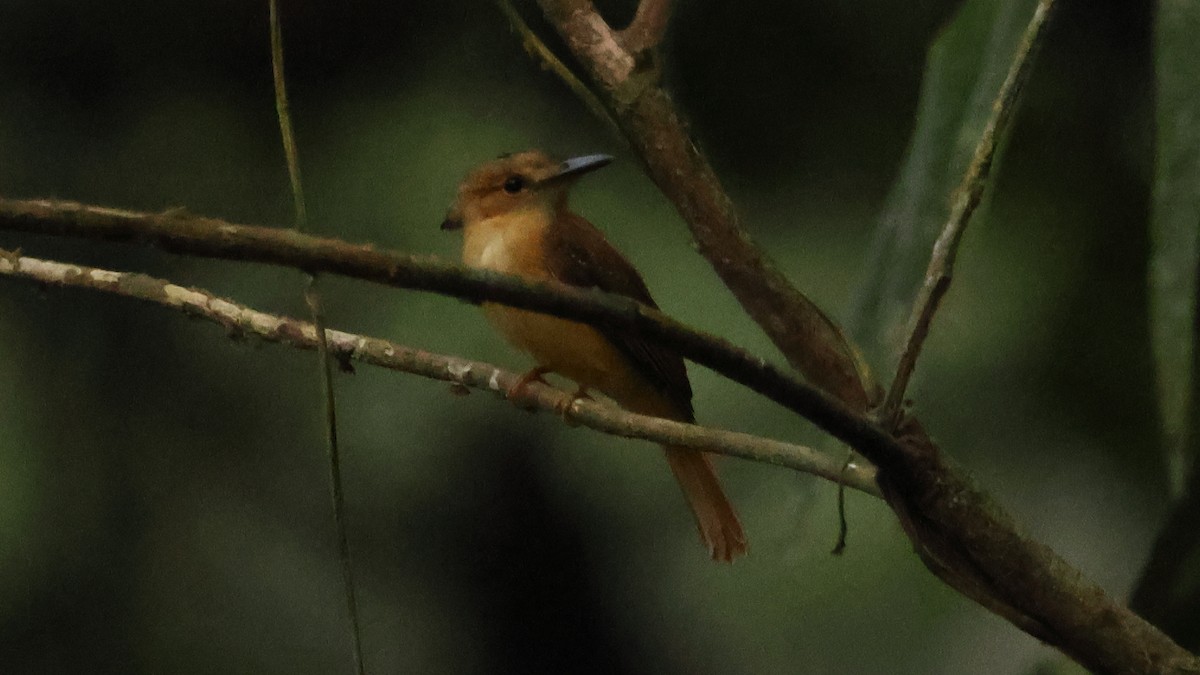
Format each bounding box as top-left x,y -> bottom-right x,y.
617,0 -> 673,54
269,3 -> 363,671
848,0 -> 1028,354
881,0 -> 1057,426
0,249 -> 880,496
494,0 -> 624,142
304,280 -> 367,674
269,0 -> 307,231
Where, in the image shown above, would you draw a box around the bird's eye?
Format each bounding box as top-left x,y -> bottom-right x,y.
503,175 -> 526,194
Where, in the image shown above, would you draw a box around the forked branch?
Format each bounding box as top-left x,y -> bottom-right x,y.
534,0 -> 876,411
520,1 -> 1199,671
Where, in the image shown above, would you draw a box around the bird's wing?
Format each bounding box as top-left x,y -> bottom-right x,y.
544,212 -> 694,420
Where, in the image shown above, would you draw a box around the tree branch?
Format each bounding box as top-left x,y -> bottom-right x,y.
0,197 -> 896,463
301,274 -> 365,672
3,198 -> 1197,671
518,1 -> 1200,671
616,0 -> 673,54
534,0 -> 875,412
0,249 -> 879,496
882,0 -> 1056,425
268,5 -> 364,668
269,0 -> 307,232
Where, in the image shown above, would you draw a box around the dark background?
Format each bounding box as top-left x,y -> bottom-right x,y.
0,0 -> 1168,672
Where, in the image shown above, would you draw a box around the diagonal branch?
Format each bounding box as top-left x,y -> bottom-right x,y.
0,249 -> 879,496
882,0 -> 1056,425
534,0 -> 875,412
519,2 -> 1200,670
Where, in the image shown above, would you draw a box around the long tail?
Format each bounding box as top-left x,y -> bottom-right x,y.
663,446 -> 747,562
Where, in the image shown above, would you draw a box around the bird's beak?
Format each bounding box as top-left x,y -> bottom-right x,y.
440,205 -> 463,231
536,153 -> 613,188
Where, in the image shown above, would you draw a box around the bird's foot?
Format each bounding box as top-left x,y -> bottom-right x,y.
555,385 -> 592,425
506,366 -> 553,410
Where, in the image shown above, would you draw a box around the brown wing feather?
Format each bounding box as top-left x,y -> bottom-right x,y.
543,211 -> 694,421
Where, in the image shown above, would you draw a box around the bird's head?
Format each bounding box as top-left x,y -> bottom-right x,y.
440,150 -> 612,232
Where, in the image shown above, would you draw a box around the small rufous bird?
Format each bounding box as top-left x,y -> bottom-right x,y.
441,149 -> 747,561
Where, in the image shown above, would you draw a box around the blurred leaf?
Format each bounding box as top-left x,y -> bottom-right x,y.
850,0 -> 1036,363
1150,0 -> 1200,494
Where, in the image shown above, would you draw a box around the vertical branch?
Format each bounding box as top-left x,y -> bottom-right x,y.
269,1 -> 365,672
303,279 -> 366,669
881,0 -> 1056,426
270,0 -> 307,230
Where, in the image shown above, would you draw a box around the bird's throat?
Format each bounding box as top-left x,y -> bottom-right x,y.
461,208 -> 553,280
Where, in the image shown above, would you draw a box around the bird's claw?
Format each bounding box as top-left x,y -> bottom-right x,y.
507,366 -> 552,410
555,385 -> 592,425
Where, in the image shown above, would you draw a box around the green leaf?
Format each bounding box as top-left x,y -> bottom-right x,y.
1151,0 -> 1200,494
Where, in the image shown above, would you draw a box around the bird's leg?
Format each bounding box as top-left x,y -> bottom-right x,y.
555,384 -> 593,425
506,365 -> 553,406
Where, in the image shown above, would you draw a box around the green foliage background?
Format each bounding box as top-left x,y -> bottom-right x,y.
0,0 -> 1186,673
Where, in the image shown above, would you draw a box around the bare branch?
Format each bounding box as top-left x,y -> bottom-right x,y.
518,2 -> 1200,670
534,0 -> 875,411
269,0 -> 307,232
617,0 -> 673,54
882,0 -> 1056,425
269,4 -> 363,669
303,274 -> 364,675
3,200 -> 1197,670
0,249 -> 879,496
0,197 -> 895,462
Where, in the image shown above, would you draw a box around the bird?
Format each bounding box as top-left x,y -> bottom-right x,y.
440,149 -> 747,561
